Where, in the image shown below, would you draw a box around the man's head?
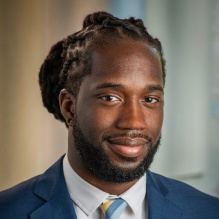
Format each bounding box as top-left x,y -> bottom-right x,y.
39,11 -> 165,124
39,11 -> 165,184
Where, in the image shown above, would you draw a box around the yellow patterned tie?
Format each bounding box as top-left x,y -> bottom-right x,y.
101,198 -> 127,219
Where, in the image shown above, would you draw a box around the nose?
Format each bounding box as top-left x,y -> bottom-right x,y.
116,100 -> 147,130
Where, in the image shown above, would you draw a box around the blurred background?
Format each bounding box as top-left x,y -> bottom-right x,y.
0,0 -> 219,197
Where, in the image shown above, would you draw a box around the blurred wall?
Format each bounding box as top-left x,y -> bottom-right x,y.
146,0 -> 219,197
0,0 -> 108,191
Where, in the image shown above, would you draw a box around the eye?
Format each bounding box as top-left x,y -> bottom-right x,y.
99,95 -> 120,102
144,97 -> 159,103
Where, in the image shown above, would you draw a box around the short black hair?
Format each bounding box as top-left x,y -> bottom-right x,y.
39,11 -> 166,124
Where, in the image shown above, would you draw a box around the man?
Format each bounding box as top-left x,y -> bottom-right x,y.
0,11 -> 219,219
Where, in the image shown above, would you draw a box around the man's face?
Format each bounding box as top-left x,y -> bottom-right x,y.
72,39 -> 164,183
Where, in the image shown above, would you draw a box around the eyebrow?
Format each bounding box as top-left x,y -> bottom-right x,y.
94,83 -> 124,90
93,82 -> 164,92
146,84 -> 164,92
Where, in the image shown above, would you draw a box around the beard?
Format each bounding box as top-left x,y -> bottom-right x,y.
72,117 -> 161,183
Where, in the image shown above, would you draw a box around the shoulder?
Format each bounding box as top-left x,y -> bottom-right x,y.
0,156 -> 65,218
147,171 -> 219,217
0,175 -> 44,218
151,171 -> 218,199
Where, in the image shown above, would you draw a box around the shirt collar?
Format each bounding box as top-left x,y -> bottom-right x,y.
63,155 -> 108,216
120,173 -> 146,215
63,155 -> 146,216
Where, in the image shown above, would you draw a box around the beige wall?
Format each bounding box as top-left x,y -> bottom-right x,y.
0,0 -> 108,191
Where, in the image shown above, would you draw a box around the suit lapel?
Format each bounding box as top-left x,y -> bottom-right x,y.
29,189 -> 77,219
29,156 -> 77,219
147,171 -> 183,219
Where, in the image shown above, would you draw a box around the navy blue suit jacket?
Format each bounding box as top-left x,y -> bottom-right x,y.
0,156 -> 219,219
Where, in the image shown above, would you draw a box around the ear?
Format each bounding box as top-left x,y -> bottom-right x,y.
59,89 -> 76,126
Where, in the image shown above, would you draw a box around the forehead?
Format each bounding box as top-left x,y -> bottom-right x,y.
88,39 -> 163,85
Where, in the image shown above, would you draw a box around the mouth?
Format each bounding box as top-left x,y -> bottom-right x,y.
106,137 -> 149,158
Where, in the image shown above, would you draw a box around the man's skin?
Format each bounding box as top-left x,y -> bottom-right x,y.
59,39 -> 164,195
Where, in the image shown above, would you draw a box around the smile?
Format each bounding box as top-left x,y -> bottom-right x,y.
106,137 -> 148,158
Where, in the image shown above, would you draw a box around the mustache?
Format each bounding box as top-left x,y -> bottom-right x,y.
102,132 -> 152,143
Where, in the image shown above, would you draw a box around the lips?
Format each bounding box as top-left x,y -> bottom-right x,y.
106,137 -> 148,158
108,138 -> 147,146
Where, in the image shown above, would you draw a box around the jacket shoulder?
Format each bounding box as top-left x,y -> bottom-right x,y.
0,175 -> 44,218
148,171 -> 219,217
0,156 -> 65,219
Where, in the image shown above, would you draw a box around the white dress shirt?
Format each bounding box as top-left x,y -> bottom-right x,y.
63,155 -> 148,218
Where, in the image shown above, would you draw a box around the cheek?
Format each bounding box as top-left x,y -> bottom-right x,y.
146,109 -> 163,135
76,105 -> 116,140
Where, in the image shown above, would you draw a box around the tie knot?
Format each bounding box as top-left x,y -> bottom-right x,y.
101,198 -> 127,219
